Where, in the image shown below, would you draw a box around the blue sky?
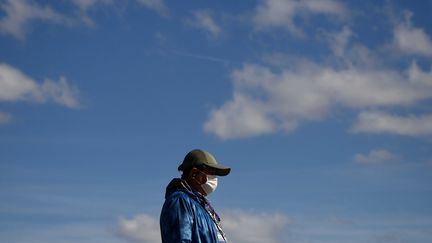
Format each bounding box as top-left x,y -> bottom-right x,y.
1,0 -> 432,242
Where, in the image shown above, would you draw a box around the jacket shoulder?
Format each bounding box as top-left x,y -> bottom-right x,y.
165,190 -> 193,204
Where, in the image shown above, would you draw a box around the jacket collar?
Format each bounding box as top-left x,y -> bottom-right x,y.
165,178 -> 205,202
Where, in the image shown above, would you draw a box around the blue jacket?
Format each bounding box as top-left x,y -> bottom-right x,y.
160,178 -> 219,243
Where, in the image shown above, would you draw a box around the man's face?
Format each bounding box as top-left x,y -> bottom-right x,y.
187,167 -> 220,196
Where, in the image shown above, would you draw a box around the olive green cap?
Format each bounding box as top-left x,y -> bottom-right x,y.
178,149 -> 231,176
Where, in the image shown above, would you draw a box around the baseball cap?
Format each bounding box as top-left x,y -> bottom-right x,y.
178,149 -> 231,176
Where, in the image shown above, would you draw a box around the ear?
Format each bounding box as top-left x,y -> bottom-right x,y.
190,167 -> 198,177
190,167 -> 207,184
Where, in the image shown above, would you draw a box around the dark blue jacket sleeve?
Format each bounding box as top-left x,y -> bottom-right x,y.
160,192 -> 195,243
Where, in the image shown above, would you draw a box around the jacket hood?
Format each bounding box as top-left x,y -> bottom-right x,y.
165,178 -> 200,200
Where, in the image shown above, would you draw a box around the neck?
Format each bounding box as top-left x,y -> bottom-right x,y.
184,177 -> 207,196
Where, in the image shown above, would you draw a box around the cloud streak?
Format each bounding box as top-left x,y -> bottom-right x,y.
0,0 -> 69,40
0,111 -> 13,125
71,0 -> 114,12
136,0 -> 169,17
187,10 -> 222,38
352,111 -> 432,136
354,149 -> 398,165
0,0 -> 170,39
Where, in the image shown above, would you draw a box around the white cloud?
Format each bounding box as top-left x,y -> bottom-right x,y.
0,111 -> 13,125
408,61 -> 432,86
188,10 -> 222,38
393,11 -> 432,57
204,93 -> 278,139
136,0 -> 169,17
0,63 -> 80,108
354,149 -> 398,165
203,16 -> 432,140
0,0 -> 68,40
253,0 -> 346,36
221,210 -> 289,243
117,210 -> 289,243
116,214 -> 161,243
352,111 -> 432,136
325,26 -> 353,58
40,77 -> 81,108
204,60 -> 432,139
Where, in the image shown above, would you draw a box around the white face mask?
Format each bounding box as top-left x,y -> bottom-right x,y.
201,175 -> 218,196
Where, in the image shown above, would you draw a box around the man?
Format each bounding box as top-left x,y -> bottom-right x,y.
160,149 -> 231,243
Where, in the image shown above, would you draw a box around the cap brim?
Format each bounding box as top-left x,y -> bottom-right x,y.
204,164 -> 231,176
178,162 -> 231,176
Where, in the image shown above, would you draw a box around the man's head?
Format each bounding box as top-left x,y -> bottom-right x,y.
178,149 -> 231,196
178,149 -> 231,176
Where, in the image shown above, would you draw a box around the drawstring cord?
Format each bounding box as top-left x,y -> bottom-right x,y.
201,196 -> 228,243
181,179 -> 228,242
